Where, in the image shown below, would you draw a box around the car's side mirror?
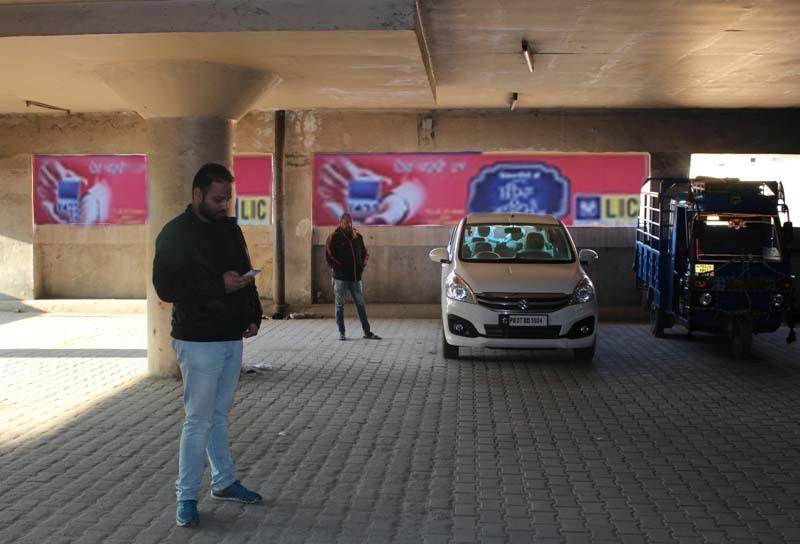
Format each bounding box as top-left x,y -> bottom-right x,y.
579,248 -> 599,266
429,247 -> 451,264
783,221 -> 794,246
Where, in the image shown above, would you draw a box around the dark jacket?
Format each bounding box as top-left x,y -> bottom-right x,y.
153,206 -> 262,342
326,227 -> 369,281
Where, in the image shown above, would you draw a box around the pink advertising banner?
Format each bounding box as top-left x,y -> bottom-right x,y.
313,153 -> 650,227
33,155 -> 147,225
233,155 -> 272,226
33,154 -> 273,226
233,155 -> 272,196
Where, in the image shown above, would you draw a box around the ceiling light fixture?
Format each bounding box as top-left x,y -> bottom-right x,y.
510,92 -> 518,111
522,40 -> 534,73
25,100 -> 70,115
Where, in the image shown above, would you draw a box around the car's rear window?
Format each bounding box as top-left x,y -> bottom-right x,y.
460,223 -> 574,263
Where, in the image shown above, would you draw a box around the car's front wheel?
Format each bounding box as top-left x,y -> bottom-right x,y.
573,341 -> 595,363
649,301 -> 665,338
442,332 -> 459,359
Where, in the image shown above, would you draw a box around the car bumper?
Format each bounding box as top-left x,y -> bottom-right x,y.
443,297 -> 598,349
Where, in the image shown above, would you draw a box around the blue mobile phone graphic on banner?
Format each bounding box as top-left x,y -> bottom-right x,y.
347,177 -> 383,220
57,177 -> 82,223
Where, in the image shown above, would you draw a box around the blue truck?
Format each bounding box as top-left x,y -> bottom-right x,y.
635,177 -> 796,358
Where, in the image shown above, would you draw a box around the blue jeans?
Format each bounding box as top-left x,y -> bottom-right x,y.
333,279 -> 371,335
173,339 -> 243,501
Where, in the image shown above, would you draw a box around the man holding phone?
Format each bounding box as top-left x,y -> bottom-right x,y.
153,163 -> 263,528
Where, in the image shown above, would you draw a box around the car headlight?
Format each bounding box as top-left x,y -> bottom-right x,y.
771,293 -> 784,309
570,277 -> 595,305
446,272 -> 476,304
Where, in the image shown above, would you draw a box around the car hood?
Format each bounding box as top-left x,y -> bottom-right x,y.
456,261 -> 583,295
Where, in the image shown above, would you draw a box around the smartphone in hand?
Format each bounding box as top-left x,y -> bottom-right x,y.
243,269 -> 261,279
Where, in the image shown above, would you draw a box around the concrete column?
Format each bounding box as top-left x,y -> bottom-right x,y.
0,153 -> 35,300
145,117 -> 233,377
272,110 -> 288,318
98,60 -> 278,377
284,111 -> 317,306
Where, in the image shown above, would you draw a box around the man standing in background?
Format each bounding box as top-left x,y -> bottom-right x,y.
325,212 -> 381,341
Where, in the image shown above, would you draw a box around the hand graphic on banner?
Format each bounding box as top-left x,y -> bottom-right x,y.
37,160 -> 111,225
361,183 -> 425,225
318,158 -> 424,225
79,180 -> 111,224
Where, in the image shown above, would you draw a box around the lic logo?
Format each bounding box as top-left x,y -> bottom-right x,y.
575,195 -> 601,221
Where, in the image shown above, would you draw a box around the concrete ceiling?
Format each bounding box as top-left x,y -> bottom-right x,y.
0,32 -> 434,113
0,0 -> 799,114
425,0 -> 800,109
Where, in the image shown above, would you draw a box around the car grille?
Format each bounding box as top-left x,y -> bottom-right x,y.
483,325 -> 562,339
475,292 -> 571,313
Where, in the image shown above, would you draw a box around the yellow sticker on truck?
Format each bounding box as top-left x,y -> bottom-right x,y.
694,264 -> 715,276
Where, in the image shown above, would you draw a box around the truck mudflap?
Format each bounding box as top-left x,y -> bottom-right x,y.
786,302 -> 797,344
728,316 -> 753,360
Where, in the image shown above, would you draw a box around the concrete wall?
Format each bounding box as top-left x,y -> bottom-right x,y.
312,225 -> 451,304
2,108 -> 799,307
34,226 -> 145,298
0,111 -> 274,300
31,224 -> 273,299
0,113 -> 146,300
290,109 -> 800,307
0,149 -> 35,299
311,226 -> 641,307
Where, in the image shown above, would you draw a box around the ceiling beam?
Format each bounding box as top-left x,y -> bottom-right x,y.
414,1 -> 437,103
0,0 -> 416,38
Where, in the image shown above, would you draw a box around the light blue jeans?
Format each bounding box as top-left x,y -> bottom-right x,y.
333,279 -> 371,336
173,339 -> 243,501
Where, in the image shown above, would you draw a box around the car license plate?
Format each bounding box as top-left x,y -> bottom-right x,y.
508,315 -> 547,327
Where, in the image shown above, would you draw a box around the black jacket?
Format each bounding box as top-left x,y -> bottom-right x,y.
325,227 -> 369,281
153,206 -> 262,341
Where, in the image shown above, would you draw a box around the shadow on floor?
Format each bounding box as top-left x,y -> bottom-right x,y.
0,348 -> 147,358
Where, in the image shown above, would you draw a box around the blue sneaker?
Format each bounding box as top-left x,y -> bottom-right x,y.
211,481 -> 263,504
176,500 -> 198,527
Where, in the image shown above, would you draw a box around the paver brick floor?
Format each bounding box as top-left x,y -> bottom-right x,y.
1,312 -> 800,543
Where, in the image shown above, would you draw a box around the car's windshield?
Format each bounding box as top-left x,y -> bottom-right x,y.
459,223 -> 574,262
696,214 -> 782,262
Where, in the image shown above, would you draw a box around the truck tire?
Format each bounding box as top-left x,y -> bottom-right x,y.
442,332 -> 459,359
729,318 -> 753,360
650,301 -> 665,338
641,289 -> 650,312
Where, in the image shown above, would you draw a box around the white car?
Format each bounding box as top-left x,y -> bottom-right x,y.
429,214 -> 599,361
